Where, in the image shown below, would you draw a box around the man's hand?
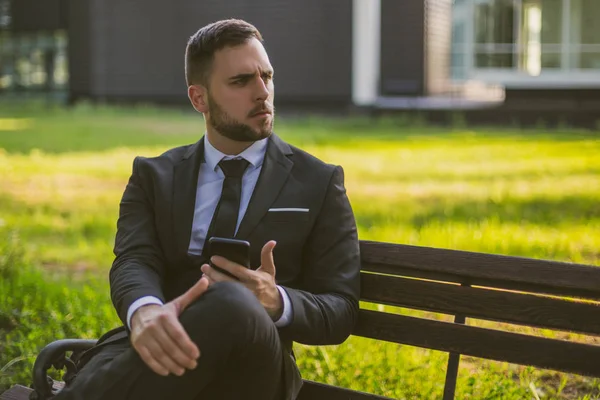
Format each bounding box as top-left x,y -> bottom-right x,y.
201,240 -> 283,320
130,277 -> 209,376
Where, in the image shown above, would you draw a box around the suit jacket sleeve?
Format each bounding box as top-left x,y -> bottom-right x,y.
110,157 -> 167,326
278,165 -> 361,345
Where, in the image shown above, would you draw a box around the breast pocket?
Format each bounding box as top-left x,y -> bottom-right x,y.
263,208 -> 310,223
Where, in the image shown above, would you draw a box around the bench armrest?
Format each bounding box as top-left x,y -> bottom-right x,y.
31,339 -> 97,400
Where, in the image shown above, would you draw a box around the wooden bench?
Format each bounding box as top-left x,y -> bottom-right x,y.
2,240 -> 600,399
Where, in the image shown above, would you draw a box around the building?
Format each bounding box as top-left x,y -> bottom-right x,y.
1,0 -> 598,126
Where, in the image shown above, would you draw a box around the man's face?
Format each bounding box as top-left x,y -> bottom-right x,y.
204,38 -> 275,142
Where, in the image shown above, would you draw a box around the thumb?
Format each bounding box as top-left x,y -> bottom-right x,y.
258,240 -> 277,277
171,276 -> 209,316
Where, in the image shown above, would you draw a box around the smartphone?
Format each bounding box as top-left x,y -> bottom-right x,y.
207,237 -> 251,279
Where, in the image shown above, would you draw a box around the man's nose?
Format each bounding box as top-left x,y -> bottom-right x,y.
254,77 -> 270,102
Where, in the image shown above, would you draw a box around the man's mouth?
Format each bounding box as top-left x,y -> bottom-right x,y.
249,105 -> 273,117
251,110 -> 272,118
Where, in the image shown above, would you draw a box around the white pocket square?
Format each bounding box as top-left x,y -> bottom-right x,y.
268,208 -> 309,212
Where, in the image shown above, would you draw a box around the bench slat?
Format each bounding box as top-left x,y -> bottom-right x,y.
298,380 -> 394,400
354,309 -> 600,378
360,273 -> 600,335
360,241 -> 600,300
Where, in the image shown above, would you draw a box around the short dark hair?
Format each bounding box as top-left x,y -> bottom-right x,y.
185,19 -> 263,87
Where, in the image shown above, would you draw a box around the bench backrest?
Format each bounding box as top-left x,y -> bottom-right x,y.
356,240 -> 600,378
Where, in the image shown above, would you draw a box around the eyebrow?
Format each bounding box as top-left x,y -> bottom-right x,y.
228,70 -> 274,81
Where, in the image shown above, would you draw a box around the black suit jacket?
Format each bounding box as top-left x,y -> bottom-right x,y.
108,133 -> 361,399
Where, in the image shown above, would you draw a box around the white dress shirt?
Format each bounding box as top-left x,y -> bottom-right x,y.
126,135 -> 293,329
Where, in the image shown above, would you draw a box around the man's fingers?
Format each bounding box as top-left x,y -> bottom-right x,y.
132,311 -> 199,376
172,276 -> 209,315
144,340 -> 185,376
137,345 -> 169,376
201,263 -> 238,282
205,257 -> 250,280
153,325 -> 197,371
258,240 -> 277,276
205,273 -> 216,285
163,317 -> 200,362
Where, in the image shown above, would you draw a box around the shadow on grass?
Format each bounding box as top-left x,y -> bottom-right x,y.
355,166 -> 600,185
412,195 -> 600,228
352,194 -> 599,235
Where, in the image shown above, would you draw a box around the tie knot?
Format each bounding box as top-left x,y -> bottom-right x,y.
218,158 -> 250,178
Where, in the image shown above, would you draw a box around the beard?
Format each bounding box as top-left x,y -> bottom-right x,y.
207,93 -> 274,142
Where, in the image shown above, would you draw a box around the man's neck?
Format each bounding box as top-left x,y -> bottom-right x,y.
205,129 -> 254,156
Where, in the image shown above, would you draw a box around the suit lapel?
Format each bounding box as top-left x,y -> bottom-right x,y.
172,138 -> 204,262
236,134 -> 293,240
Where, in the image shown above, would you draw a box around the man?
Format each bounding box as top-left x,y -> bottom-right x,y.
55,18 -> 360,400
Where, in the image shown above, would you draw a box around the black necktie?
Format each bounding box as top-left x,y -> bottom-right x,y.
205,158 -> 250,241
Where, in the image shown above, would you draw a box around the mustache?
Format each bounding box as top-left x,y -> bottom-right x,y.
248,103 -> 274,117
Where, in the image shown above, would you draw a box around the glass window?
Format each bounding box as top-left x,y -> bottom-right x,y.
0,0 -> 10,30
474,0 -> 516,68
579,53 -> 600,69
451,0 -> 470,79
569,0 -> 600,69
539,0 -> 562,69
539,0 -> 562,44
475,52 -> 514,68
0,29 -> 69,94
572,0 -> 600,45
53,31 -> 68,87
0,32 -> 13,90
451,22 -> 468,79
454,0 -> 600,78
475,0 -> 515,45
541,53 -> 561,68
519,0 -> 563,74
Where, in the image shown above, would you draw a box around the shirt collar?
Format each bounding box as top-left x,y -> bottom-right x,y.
203,134 -> 268,172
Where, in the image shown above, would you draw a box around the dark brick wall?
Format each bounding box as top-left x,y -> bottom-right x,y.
68,0 -> 92,100
79,0 -> 352,105
380,0 -> 425,96
10,0 -> 68,32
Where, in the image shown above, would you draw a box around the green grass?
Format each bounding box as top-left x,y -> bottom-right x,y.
0,103 -> 599,398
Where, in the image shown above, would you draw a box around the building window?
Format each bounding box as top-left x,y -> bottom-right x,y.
452,0 -> 600,81
519,0 -> 563,74
0,0 -> 10,29
474,0 -> 515,68
0,30 -> 68,95
569,0 -> 600,69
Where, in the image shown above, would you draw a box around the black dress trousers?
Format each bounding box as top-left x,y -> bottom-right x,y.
53,282 -> 285,400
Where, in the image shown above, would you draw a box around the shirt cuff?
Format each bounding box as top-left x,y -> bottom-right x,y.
126,296 -> 164,330
273,285 -> 293,328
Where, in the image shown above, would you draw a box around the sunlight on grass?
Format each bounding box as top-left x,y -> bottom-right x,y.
0,118 -> 32,131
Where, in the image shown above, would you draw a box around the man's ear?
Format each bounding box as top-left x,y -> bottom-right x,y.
188,85 -> 209,113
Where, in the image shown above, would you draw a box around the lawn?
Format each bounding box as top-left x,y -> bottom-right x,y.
1,102 -> 599,399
